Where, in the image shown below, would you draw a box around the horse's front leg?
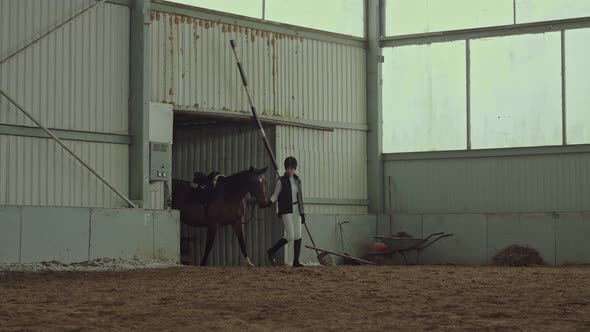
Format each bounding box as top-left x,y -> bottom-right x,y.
233,218 -> 254,267
200,224 -> 217,266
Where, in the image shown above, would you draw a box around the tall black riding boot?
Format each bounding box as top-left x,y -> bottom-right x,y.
293,239 -> 304,267
267,238 -> 288,266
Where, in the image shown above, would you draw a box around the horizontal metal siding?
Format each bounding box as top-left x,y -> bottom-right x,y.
0,134 -> 129,208
383,153 -> 590,214
0,1 -> 129,134
150,11 -> 366,125
276,126 -> 367,206
172,125 -> 280,266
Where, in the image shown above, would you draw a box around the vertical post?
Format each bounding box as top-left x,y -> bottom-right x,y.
129,0 -> 152,208
366,0 -> 384,213
466,39 -> 471,150
561,30 -> 567,146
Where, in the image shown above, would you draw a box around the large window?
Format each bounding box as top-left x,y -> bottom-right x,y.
163,0 -> 364,37
470,33 -> 562,149
515,0 -> 590,23
386,0 -> 513,36
382,42 -> 467,153
565,28 -> 590,145
166,0 -> 263,19
265,0 -> 364,37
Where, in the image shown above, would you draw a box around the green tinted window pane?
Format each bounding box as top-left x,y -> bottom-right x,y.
565,28 -> 590,144
516,0 -> 590,23
382,42 -> 467,153
470,33 -> 562,149
165,0 -> 263,19
386,0 -> 513,36
265,0 -> 364,37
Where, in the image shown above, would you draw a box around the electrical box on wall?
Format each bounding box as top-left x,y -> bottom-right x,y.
149,102 -> 173,182
150,142 -> 171,182
149,102 -> 173,144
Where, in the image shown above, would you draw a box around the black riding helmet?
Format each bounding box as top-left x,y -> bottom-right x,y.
284,156 -> 297,169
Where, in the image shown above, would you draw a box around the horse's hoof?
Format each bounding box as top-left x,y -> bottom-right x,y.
245,257 -> 255,267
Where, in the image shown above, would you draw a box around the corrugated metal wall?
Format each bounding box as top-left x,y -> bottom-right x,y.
0,1 -> 130,208
0,1 -> 129,134
276,126 -> 368,214
173,125 -> 281,266
383,153 -> 590,214
0,134 -> 129,207
151,9 -> 368,214
150,12 -> 366,124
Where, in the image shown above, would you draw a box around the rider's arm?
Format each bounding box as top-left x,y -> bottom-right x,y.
269,178 -> 282,203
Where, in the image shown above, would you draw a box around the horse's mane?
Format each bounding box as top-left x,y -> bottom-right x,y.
217,168 -> 255,190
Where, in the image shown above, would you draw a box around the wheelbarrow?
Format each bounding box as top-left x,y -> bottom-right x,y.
369,232 -> 454,265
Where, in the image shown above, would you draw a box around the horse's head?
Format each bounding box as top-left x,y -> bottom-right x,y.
246,166 -> 269,208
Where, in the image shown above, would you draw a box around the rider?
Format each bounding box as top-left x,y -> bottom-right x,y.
266,156 -> 306,267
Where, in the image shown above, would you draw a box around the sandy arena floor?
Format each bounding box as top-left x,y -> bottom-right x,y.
1,265 -> 590,331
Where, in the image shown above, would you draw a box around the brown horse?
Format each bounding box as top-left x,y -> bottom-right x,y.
172,166 -> 269,266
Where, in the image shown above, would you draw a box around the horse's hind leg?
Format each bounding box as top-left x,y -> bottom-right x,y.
233,220 -> 254,267
200,224 -> 217,266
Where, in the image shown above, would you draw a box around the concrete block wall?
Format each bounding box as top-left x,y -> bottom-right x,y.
377,212 -> 590,265
0,206 -> 179,264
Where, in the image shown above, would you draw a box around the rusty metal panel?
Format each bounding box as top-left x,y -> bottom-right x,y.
150,11 -> 366,125
0,1 -> 129,134
172,124 -> 280,266
275,126 -> 368,214
0,134 -> 129,208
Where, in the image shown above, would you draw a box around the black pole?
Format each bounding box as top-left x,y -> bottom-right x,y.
229,40 -> 280,174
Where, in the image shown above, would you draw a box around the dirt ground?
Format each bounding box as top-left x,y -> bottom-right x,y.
1,265 -> 590,331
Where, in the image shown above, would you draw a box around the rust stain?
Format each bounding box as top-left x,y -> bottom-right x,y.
244,28 -> 249,35
255,30 -> 259,37
239,27 -> 243,33
150,11 -> 155,21
228,25 -> 233,33
174,16 -> 179,24
156,12 -> 161,21
222,25 -> 227,33
251,35 -> 255,43
199,20 -> 204,27
181,16 -> 186,24
187,18 -> 192,24
271,38 -> 276,46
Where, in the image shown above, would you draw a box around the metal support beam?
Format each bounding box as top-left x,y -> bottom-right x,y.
366,0 -> 384,213
383,144 -> 590,161
561,30 -> 567,146
381,16 -> 590,47
0,90 -> 137,208
0,123 -> 131,145
173,107 -> 368,132
129,0 -> 152,208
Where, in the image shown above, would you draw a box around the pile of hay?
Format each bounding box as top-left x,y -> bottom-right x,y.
391,231 -> 413,238
492,245 -> 544,266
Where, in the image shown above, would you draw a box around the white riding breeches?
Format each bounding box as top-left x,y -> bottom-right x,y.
282,211 -> 302,242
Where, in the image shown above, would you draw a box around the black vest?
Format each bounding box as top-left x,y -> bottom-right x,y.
277,175 -> 305,216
